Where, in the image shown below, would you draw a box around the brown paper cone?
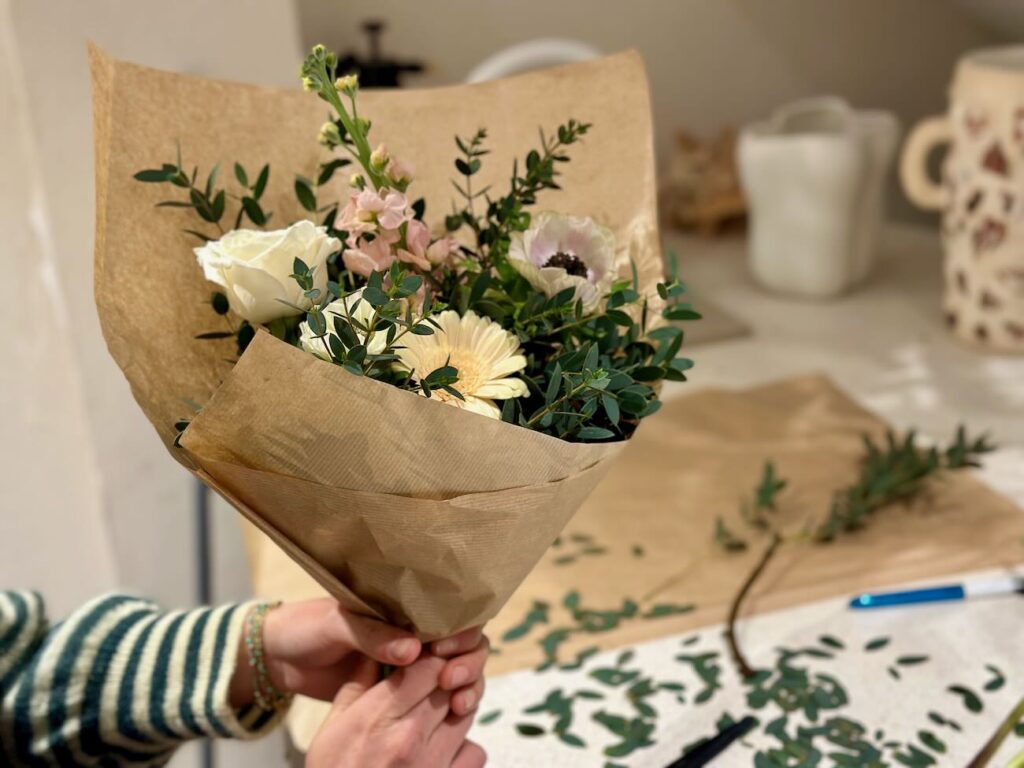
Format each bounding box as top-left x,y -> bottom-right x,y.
90,46 -> 657,635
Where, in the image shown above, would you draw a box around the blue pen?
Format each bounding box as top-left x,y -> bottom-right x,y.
850,576 -> 1024,609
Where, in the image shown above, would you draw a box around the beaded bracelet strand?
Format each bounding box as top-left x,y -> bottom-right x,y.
246,601 -> 292,711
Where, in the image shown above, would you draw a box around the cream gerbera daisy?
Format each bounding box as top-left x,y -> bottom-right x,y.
397,310 -> 529,419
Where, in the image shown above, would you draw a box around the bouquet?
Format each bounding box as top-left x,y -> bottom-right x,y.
91,44 -> 699,638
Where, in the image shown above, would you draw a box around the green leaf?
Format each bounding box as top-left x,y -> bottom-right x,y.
633,366 -> 664,382
713,517 -> 747,552
347,344 -> 367,364
545,363 -> 562,405
234,162 -> 248,187
947,685 -> 983,713
211,292 -> 230,315
515,723 -> 545,737
558,732 -> 586,748
601,394 -> 620,425
253,164 -> 270,198
983,664 -> 1005,691
317,157 -> 351,185
642,603 -> 695,618
362,287 -> 389,307
918,730 -> 946,754
590,667 -> 639,687
241,197 -> 267,226
478,710 -> 502,726
306,310 -> 327,336
864,637 -> 890,652
896,655 -> 930,666
210,189 -> 226,220
294,177 -> 317,212
134,168 -> 175,182
502,601 -> 548,642
578,426 -> 614,441
663,306 -> 702,322
205,163 -> 220,197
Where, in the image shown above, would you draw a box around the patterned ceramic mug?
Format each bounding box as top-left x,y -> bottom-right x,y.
901,45 -> 1024,352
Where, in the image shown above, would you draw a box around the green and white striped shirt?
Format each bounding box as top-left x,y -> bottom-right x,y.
0,591 -> 282,766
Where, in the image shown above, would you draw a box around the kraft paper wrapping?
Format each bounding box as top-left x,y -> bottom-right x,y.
90,47 -> 656,637
279,374 -> 1024,752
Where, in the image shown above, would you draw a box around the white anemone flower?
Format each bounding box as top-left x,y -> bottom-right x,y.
298,288 -> 386,359
507,212 -> 617,311
397,310 -> 528,419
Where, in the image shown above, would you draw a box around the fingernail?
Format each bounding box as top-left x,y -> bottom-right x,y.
460,690 -> 476,711
449,665 -> 469,687
389,638 -> 417,661
434,639 -> 458,655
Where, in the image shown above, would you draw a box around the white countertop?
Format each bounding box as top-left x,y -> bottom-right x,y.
663,224 -> 1024,447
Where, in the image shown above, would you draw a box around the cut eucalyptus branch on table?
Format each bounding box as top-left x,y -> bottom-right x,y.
715,427 -> 995,679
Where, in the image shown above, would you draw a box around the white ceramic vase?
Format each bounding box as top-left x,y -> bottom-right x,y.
738,97 -> 899,298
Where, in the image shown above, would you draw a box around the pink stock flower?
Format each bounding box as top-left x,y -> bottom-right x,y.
359,189 -> 411,230
386,156 -> 415,185
342,236 -> 395,277
337,189 -> 412,237
426,236 -> 460,267
396,219 -> 432,271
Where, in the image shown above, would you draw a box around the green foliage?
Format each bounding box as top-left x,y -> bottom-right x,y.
716,428 -> 995,681
814,428 -> 995,542
134,146 -> 273,238
716,427 -> 995,552
297,260 -> 449,389
446,120 -> 591,267
459,255 -> 698,443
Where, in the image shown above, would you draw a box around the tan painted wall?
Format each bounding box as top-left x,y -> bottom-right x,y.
296,0 -> 996,221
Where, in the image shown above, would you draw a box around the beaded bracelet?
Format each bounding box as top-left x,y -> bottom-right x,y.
246,601 -> 292,711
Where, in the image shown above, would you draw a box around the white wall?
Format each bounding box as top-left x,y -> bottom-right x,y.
0,0 -> 116,617
2,1 -> 305,765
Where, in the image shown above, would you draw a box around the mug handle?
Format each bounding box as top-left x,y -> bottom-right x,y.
899,115 -> 952,210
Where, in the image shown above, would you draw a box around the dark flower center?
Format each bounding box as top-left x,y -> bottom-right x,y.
544,251 -> 588,277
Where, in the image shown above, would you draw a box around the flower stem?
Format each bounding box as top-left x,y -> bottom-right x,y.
526,378 -> 595,428
315,62 -> 385,190
967,694 -> 1024,768
726,532 -> 782,679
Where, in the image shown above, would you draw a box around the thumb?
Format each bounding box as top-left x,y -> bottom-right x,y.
329,655 -> 381,715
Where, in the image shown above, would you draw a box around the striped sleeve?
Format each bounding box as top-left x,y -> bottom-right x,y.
0,592 -> 284,767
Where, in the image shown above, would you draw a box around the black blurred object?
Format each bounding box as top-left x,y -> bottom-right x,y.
336,20 -> 425,88
669,715 -> 759,767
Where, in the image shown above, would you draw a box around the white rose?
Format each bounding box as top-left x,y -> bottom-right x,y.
194,220 -> 340,324
298,288 -> 387,358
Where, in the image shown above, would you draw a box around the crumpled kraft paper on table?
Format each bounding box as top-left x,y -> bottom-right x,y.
265,374 -> 1024,752
90,46 -> 659,638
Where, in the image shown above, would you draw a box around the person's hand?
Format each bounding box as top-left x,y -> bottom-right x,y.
229,598 -> 422,707
430,626 -> 490,718
229,599 -> 489,719
305,653 -> 487,767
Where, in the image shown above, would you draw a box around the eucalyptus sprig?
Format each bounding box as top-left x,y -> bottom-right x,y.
445,119 -> 591,270
134,143 -> 273,240
717,427 -> 995,678
294,258 -> 448,385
